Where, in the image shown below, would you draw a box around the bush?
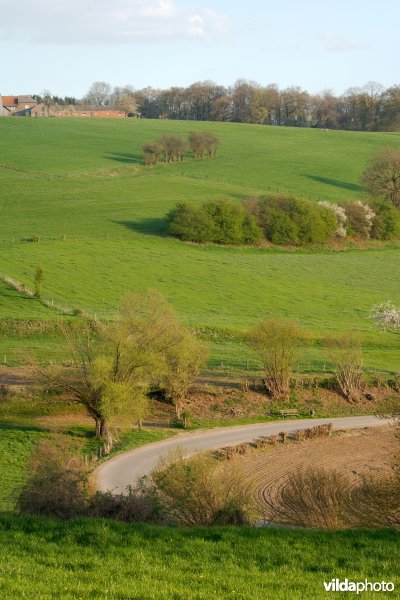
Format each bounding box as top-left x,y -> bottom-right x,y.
159,134 -> 188,163
248,318 -> 305,399
329,333 -> 364,402
343,201 -> 375,238
269,465 -> 400,530
142,140 -> 163,165
89,485 -> 166,524
348,472 -> 400,529
245,194 -> 337,245
203,199 -> 262,244
370,198 -> 400,240
17,439 -> 90,519
149,453 -> 254,526
168,199 -> 263,245
168,202 -> 215,243
270,467 -> 351,529
189,131 -> 220,158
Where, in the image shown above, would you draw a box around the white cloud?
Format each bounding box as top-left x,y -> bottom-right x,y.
0,0 -> 229,45
318,33 -> 365,52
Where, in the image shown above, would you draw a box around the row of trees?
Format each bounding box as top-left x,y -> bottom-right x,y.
167,195 -> 400,247
41,292 -> 383,450
35,79 -> 400,131
142,131 -> 219,165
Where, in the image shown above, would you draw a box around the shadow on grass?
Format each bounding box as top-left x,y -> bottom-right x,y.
104,152 -> 143,164
303,175 -> 365,193
113,219 -> 169,236
0,420 -> 45,434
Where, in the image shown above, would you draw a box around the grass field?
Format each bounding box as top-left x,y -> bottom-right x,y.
0,515 -> 398,599
1,118 -> 400,371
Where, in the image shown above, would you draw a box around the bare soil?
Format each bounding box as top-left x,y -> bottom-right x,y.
226,427 -> 399,518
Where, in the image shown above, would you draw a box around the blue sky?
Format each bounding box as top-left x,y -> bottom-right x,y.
1,0 -> 399,97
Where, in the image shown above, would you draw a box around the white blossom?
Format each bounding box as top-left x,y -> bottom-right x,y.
318,201 -> 347,238
370,301 -> 400,331
356,201 -> 376,238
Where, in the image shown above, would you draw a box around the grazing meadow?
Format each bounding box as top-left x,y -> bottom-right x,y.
1,118 -> 400,371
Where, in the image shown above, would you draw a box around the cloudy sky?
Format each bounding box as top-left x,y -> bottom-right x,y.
1,0 -> 399,97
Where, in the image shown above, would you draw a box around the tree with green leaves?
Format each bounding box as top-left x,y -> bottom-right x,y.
35,291 -> 199,449
161,328 -> 208,420
34,265 -> 44,300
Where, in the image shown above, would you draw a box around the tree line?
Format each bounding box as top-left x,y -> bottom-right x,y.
35,79 -> 400,131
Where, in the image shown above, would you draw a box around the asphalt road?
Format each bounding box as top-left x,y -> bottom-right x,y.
96,415 -> 390,493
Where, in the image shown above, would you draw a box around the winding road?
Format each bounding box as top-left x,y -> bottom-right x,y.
96,415 -> 391,493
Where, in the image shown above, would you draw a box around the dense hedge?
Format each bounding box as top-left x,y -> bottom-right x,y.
245,195 -> 337,245
168,199 -> 263,245
167,194 -> 400,247
369,200 -> 400,240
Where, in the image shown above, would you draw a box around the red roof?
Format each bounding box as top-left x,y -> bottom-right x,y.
2,96 -> 18,107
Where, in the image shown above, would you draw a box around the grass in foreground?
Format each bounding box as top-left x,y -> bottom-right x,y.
0,515 -> 398,599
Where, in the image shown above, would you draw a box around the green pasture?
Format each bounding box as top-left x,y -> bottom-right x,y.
0,515 -> 398,599
1,118 -> 400,371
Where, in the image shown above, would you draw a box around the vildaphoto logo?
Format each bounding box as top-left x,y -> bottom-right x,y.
323,579 -> 395,594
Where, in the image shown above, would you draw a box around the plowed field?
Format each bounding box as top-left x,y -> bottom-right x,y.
228,426 -> 398,519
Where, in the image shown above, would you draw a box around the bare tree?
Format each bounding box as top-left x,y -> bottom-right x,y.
112,85 -> 138,116
248,318 -> 304,399
159,134 -> 188,163
329,333 -> 364,402
362,148 -> 400,208
84,81 -> 112,106
41,89 -> 53,116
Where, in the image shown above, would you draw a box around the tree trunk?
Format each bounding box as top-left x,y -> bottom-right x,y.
95,418 -> 110,439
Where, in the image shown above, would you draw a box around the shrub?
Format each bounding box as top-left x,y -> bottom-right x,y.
188,132 -> 220,159
89,485 -> 166,524
318,201 -> 347,237
348,472 -> 400,529
270,467 -> 351,529
142,140 -> 163,165
17,439 -> 90,519
343,201 -> 375,238
370,198 -> 400,239
248,318 -> 305,399
246,194 -> 337,245
149,453 -> 254,526
168,199 -> 263,245
203,199 -> 262,244
159,134 -> 188,162
167,202 -> 215,243
329,333 -> 364,402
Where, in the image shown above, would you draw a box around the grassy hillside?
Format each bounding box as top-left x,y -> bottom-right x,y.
1,118 -> 400,370
0,515 -> 398,599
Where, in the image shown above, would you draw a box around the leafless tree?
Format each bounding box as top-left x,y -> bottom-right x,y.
362,148 -> 400,208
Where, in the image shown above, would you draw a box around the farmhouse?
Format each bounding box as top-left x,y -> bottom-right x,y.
0,95 -> 38,116
0,96 -> 126,118
31,104 -> 126,118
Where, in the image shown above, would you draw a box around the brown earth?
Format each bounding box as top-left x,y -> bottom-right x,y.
225,427 -> 399,520
0,366 -> 397,426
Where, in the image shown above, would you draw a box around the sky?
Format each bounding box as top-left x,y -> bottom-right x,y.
1,0 -> 399,98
